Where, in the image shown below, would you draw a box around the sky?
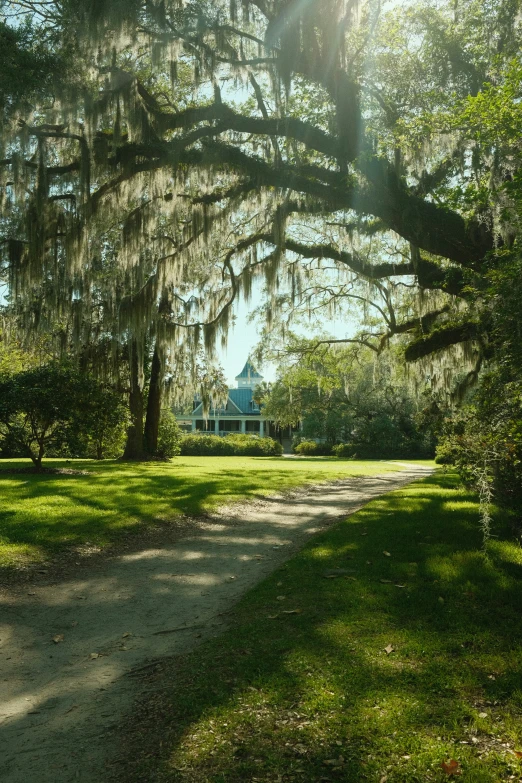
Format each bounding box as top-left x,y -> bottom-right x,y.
216,291 -> 358,387
217,297 -> 271,385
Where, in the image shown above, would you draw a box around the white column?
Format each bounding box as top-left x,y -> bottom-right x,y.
214,418 -> 219,434
259,419 -> 264,438
191,420 -> 197,432
241,419 -> 246,434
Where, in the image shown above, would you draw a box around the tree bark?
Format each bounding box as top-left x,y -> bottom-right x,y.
144,344 -> 162,456
30,441 -> 44,471
123,339 -> 146,460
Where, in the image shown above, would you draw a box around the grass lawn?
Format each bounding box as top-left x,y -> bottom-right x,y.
113,471 -> 522,783
0,456 -> 412,568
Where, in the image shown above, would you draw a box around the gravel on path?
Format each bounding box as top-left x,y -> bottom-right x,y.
0,464 -> 432,782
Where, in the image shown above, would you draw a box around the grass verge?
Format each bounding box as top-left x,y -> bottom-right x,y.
0,456 -> 410,568
113,471 -> 522,783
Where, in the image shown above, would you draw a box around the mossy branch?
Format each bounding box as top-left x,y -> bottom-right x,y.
404,322 -> 479,362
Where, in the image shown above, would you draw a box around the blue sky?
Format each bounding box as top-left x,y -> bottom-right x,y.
217,293 -> 357,387
217,297 -> 270,385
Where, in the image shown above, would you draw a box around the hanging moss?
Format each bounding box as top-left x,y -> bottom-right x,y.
0,0 -> 502,418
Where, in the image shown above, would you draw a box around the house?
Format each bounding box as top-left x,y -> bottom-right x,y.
188,361 -> 272,437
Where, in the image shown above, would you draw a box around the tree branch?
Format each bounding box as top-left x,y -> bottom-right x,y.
404,322 -> 479,362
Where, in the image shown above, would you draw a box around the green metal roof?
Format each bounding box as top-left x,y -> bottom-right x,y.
235,360 -> 263,380
192,388 -> 261,416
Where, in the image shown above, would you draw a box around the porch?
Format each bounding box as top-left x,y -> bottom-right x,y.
192,418 -> 268,437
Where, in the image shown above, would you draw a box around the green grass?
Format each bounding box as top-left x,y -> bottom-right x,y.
0,456 -> 410,568
113,471 -> 522,783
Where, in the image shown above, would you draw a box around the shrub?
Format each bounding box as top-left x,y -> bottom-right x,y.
179,434 -> 234,456
437,377 -> 522,519
180,433 -> 282,457
332,443 -> 357,459
0,363 -> 128,466
434,440 -> 459,465
224,433 -> 283,456
294,440 -> 332,456
157,410 -> 183,458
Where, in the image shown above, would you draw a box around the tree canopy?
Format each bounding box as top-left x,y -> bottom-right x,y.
0,363 -> 127,466
1,0 -> 521,457
260,339 -> 436,457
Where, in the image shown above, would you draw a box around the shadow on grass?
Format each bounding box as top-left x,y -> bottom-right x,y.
0,458 -> 398,570
111,473 -> 522,783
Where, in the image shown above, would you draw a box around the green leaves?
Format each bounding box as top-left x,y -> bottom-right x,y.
0,364 -> 128,465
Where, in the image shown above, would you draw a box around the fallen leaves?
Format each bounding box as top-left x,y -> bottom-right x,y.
323,756 -> 345,767
384,644 -> 395,655
478,712 -> 488,719
89,652 -> 100,660
268,609 -> 302,619
323,569 -> 357,578
52,634 -> 64,644
383,551 -> 391,557
514,750 -> 522,759
441,759 -> 461,776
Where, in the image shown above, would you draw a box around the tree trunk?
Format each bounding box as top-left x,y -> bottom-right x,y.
31,441 -> 45,471
144,344 -> 162,456
123,339 -> 146,460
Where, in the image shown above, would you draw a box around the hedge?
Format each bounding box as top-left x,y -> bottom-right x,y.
331,443 -> 358,459
180,433 -> 283,457
293,440 -> 333,456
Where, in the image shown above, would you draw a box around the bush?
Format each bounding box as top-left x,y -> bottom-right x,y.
180,433 -> 283,457
157,410 -> 183,458
434,441 -> 459,465
293,440 -> 332,456
437,376 -> 522,518
224,433 -> 283,456
332,443 -> 357,459
180,434 -> 235,456
0,363 -> 129,466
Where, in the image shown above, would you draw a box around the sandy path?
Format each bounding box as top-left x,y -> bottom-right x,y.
0,464 -> 432,782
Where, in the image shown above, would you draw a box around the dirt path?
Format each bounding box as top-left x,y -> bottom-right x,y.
0,465 -> 432,782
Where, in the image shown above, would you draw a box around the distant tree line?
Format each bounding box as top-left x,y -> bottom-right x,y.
258,342 -> 438,460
